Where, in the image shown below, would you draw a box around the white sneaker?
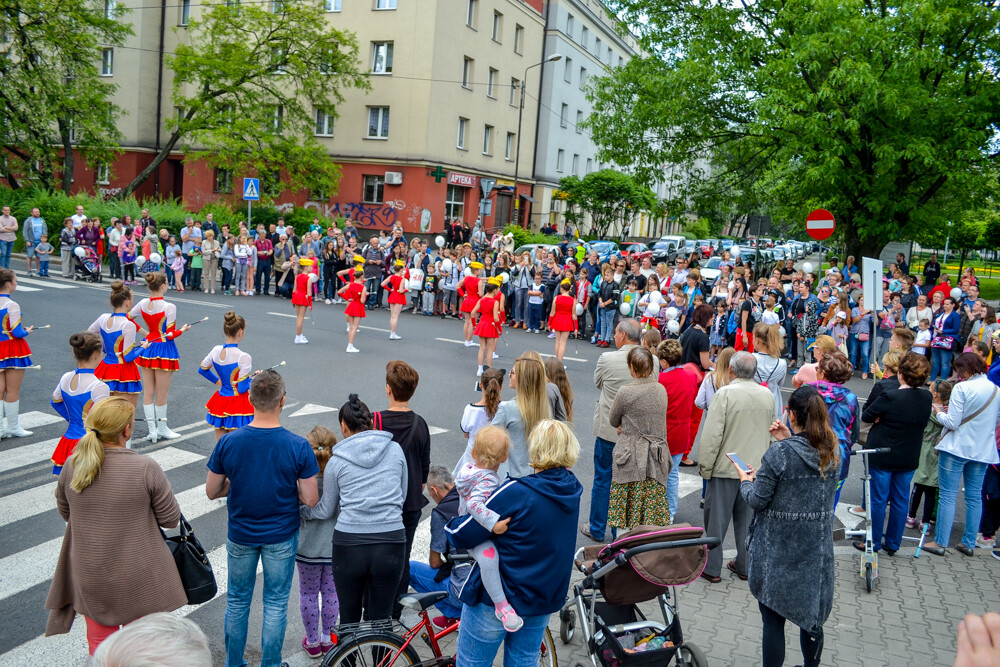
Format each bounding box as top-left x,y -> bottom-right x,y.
389,332 -> 402,340
346,344 -> 359,353
325,299 -> 332,305
477,365 -> 484,377
346,323 -> 350,332
492,352 -> 499,360
464,340 -> 473,347
976,534 -> 995,549
295,335 -> 308,344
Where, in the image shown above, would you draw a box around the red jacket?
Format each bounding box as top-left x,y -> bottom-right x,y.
927,281 -> 952,303
658,366 -> 699,455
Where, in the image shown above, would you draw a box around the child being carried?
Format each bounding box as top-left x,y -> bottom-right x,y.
454,425 -> 523,632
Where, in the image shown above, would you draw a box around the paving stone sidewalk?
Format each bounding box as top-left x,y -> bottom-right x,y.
545,548 -> 997,667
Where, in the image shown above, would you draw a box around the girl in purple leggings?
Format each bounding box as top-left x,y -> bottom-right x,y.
297,426 -> 340,658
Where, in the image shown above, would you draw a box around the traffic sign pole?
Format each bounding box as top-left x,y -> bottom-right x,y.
806,208 -> 835,279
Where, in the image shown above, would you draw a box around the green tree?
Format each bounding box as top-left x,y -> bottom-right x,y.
586,0 -> 1000,257
556,170 -> 658,240
116,0 -> 368,200
0,0 -> 131,192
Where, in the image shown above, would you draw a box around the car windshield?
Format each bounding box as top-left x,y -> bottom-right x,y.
703,257 -> 722,269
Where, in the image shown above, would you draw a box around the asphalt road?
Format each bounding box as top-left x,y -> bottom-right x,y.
0,255 -> 967,666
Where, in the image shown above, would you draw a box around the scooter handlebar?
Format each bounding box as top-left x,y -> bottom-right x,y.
850,447 -> 891,456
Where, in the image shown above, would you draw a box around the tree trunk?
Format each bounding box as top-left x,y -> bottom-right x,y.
115,128 -> 183,200
58,120 -> 74,195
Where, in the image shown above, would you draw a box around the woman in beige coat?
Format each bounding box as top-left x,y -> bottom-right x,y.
608,346 -> 672,528
45,397 -> 187,656
201,229 -> 221,294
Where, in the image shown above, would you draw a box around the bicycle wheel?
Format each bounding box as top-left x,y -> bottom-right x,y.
538,627 -> 559,667
321,632 -> 421,667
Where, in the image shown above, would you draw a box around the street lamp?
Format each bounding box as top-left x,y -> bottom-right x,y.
512,53 -> 562,228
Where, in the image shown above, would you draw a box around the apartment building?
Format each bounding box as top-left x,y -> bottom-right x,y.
66,0 -> 547,235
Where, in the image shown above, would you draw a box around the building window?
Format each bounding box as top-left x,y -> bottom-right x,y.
67,117 -> 78,143
457,117 -> 468,149
607,47 -> 613,64
271,105 -> 284,133
572,154 -> 579,175
372,42 -> 393,74
324,0 -> 341,10
219,104 -> 234,125
100,48 -> 113,76
595,37 -> 601,56
462,57 -> 473,89
618,56 -> 624,68
514,24 -> 523,54
565,13 -> 574,37
105,0 -> 116,19
509,77 -> 519,106
367,106 -> 389,138
563,57 -> 572,83
580,67 -> 587,88
315,108 -> 334,136
180,0 -> 191,24
556,149 -> 565,172
487,68 -> 497,98
505,132 -> 515,161
560,103 -> 568,128
374,0 -> 396,9
482,124 -> 493,155
271,0 -> 285,13
214,168 -> 233,193
586,157 -> 593,174
319,48 -> 335,74
363,175 -> 385,203
466,0 -> 477,28
271,46 -> 286,74
576,110 -> 583,133
491,11 -> 502,42
96,163 -> 111,185
446,185 -> 465,220
581,26 -> 589,49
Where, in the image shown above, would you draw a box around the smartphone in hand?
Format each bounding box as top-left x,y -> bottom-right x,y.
726,452 -> 752,474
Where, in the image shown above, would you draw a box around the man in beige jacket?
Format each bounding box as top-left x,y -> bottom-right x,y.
582,318 -> 641,542
699,351 -> 775,582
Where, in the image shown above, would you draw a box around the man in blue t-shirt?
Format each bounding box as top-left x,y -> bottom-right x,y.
206,370 -> 319,667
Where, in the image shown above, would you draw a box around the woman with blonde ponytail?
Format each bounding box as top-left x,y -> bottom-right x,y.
491,355 -> 551,477
45,397 -> 187,657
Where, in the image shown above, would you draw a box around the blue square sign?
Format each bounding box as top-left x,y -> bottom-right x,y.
242,178 -> 260,201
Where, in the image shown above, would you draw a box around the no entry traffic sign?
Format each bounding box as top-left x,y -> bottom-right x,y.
806,209 -> 835,241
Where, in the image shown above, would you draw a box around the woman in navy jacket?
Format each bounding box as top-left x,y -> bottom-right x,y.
930,296 -> 961,383
447,419 -> 582,666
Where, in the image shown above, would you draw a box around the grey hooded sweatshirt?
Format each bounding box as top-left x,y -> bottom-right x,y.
301,429 -> 408,535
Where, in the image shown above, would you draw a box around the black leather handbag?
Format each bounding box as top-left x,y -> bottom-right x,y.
162,514 -> 217,604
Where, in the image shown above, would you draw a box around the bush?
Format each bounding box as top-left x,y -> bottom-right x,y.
502,224 -> 556,248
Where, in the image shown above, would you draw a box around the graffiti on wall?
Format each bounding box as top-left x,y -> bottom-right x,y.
300,201 -> 399,229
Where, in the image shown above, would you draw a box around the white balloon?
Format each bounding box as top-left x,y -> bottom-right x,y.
435,235 -> 445,248
802,262 -> 814,274
667,320 -> 680,333
137,255 -> 147,266
731,246 -> 741,258
619,302 -> 630,315
950,287 -> 962,300
441,259 -> 453,273
575,303 -> 584,315
665,306 -> 679,321
149,252 -> 162,265
73,246 -> 86,258
309,273 -> 319,284
499,272 -> 509,284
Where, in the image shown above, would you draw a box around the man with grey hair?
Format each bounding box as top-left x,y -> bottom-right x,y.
582,318 -> 641,542
93,613 -> 211,667
698,351 -> 776,583
407,465 -> 467,627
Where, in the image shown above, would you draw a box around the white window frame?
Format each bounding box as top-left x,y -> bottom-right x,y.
505,132 -> 515,161
487,68 -> 497,98
560,103 -> 568,128
446,184 -> 466,220
563,57 -> 572,83
556,149 -> 565,172
324,0 -> 341,10
105,0 -> 116,20
100,48 -> 113,76
595,37 -> 601,56
315,108 -> 334,137
581,26 -> 589,50
363,175 -> 385,204
374,0 -> 396,10
96,163 -> 111,185
565,13 -> 574,37
491,10 -> 502,42
367,106 -> 390,139
586,157 -> 593,174
462,57 -> 473,89
514,24 -> 523,54
607,47 -> 613,64
572,154 -> 579,175
509,77 -> 519,106
272,105 -> 284,133
372,41 -> 393,74
272,46 -> 286,74
576,110 -> 583,133
580,67 -> 587,89
180,0 -> 191,24
482,124 -> 493,156
466,0 -> 477,28
457,117 -> 468,149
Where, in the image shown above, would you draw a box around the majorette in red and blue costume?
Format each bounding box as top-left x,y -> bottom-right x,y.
131,297 -> 184,371
199,343 -> 253,430
50,369 -> 110,475
0,294 -> 32,368
89,313 -> 143,394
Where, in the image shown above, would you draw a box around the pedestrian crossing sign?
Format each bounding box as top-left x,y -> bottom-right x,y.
242,178 -> 260,201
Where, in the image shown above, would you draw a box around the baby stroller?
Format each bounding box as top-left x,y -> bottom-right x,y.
73,246 -> 102,282
559,524 -> 718,666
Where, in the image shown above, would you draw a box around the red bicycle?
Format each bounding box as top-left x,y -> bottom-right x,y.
320,590 -> 558,667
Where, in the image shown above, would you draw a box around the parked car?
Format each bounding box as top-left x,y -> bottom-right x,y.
697,240 -> 714,258
647,240 -> 679,266
618,241 -> 648,263
699,256 -> 723,292
588,240 -> 620,265
720,239 -> 735,251
513,244 -> 561,263
771,247 -> 786,263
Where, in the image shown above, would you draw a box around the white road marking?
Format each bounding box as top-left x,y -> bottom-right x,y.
537,352 -> 587,363
0,447 -> 205,528
428,426 -> 449,436
11,285 -> 41,292
16,411 -> 63,430
359,325 -> 392,333
289,403 -> 337,419
435,337 -> 471,345
267,311 -> 302,319
14,276 -> 77,289
835,501 -> 865,532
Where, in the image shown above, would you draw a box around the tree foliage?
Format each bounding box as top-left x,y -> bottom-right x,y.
587,0 -> 1000,256
556,169 -> 659,240
117,0 -> 368,200
0,0 -> 131,192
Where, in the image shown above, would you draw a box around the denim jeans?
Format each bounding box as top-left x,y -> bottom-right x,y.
588,437 -> 617,541
935,450 -> 988,549
930,347 -> 952,383
874,334 -> 892,367
0,240 -> 12,268
456,602 -> 551,667
847,334 -> 869,373
528,303 -> 543,331
600,309 -> 616,342
365,277 -> 379,306
108,253 -> 121,279
869,467 -> 913,552
255,259 -> 272,294
514,288 -> 529,324
408,561 -> 462,619
666,453 -> 683,523
224,535 -> 298,667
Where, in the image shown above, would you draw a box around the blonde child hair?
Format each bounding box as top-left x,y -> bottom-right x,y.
305,425 -> 337,475
472,425 -> 510,469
